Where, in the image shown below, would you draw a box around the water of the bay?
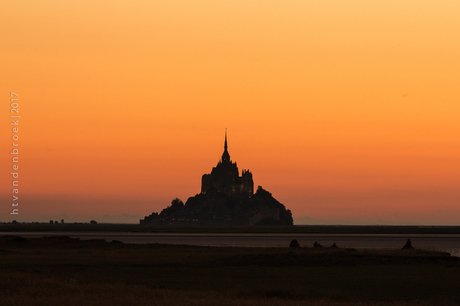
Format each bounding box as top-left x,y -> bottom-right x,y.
4,232 -> 460,256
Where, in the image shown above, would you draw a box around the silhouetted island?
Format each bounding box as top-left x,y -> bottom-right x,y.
141,131 -> 293,226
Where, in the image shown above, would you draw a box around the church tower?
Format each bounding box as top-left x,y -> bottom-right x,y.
221,129 -> 230,163
201,130 -> 254,196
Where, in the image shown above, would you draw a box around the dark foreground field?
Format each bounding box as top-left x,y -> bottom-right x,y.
1,236 -> 459,306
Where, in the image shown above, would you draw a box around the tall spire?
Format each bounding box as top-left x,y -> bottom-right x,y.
221,128 -> 230,163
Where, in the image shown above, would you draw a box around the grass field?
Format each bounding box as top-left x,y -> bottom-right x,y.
1,235 -> 459,305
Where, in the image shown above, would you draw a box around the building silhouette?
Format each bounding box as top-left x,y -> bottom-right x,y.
201,130 -> 254,196
140,130 -> 293,226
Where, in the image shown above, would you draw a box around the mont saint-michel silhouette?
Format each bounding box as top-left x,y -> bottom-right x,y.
141,131 -> 293,226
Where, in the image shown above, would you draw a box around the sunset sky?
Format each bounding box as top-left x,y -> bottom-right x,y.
1,1 -> 459,224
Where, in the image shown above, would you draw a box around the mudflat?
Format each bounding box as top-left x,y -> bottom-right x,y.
2,223 -> 460,234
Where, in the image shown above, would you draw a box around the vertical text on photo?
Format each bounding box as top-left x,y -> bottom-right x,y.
10,92 -> 19,215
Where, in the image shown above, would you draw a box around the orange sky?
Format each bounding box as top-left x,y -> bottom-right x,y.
1,1 -> 459,224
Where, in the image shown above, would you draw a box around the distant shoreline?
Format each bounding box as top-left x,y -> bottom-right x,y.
1,223 -> 459,235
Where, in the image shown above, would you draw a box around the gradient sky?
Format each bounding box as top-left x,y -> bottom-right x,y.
1,1 -> 459,224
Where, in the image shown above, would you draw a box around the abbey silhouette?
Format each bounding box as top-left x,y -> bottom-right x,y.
141,131 -> 293,226
201,130 -> 254,196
